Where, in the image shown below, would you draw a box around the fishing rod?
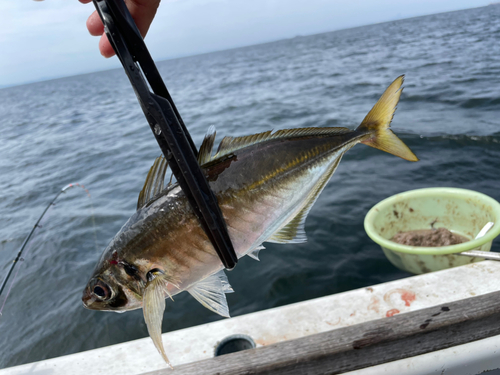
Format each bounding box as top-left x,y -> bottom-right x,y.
0,183 -> 88,298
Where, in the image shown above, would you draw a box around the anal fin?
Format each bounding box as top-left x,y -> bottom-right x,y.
247,245 -> 265,261
187,270 -> 233,318
267,155 -> 343,244
267,213 -> 308,244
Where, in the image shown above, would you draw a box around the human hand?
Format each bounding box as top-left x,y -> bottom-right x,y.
79,0 -> 161,58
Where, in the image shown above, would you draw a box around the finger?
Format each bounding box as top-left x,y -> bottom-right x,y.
99,33 -> 116,58
86,10 -> 104,37
125,0 -> 161,38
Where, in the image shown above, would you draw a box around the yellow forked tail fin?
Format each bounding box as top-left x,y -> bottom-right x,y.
356,75 -> 418,162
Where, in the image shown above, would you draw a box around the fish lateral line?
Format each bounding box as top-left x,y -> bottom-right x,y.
82,76 -> 419,368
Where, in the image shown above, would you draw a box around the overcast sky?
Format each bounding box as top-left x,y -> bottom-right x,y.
0,0 -> 489,87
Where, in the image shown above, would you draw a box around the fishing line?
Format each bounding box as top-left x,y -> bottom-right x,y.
0,183 -> 98,316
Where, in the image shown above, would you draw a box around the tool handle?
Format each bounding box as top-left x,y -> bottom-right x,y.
92,0 -> 237,269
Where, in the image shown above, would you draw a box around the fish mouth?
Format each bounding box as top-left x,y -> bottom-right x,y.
82,284 -> 101,310
81,278 -> 132,311
81,277 -> 114,310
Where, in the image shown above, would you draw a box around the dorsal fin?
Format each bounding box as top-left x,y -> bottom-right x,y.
198,126 -> 216,165
213,127 -> 352,160
215,130 -> 273,159
137,156 -> 168,210
267,155 -> 344,244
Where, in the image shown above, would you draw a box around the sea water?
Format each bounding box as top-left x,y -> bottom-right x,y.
0,5 -> 499,368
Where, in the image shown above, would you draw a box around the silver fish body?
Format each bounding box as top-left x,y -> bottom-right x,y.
82,76 -> 418,367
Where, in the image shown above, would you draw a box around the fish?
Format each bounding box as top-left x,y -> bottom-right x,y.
82,76 -> 418,367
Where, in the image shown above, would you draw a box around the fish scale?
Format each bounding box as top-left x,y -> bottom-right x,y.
82,76 -> 418,368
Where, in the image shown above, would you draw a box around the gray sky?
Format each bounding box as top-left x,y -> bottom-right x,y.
0,0 -> 489,87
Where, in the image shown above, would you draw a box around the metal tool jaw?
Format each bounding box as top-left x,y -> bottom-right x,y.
92,0 -> 237,270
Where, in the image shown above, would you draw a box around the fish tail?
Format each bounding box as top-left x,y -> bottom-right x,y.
356,75 -> 418,161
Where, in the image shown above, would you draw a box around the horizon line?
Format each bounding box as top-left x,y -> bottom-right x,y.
2,3 -> 489,90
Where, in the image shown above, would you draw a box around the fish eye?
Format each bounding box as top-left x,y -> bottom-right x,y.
146,268 -> 164,282
94,286 -> 106,297
92,281 -> 111,301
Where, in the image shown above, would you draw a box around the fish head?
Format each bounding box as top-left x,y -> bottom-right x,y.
82,227 -> 152,312
82,193 -> 178,312
82,247 -> 147,312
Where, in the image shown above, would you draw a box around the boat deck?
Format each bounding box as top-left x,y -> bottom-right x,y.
2,260 -> 500,375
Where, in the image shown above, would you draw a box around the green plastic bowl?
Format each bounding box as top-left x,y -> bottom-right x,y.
364,188 -> 500,274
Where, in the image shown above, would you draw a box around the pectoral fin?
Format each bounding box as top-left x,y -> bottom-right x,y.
187,270 -> 233,318
143,273 -> 173,368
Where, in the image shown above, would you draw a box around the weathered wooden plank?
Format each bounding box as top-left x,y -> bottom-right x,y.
145,290 -> 500,375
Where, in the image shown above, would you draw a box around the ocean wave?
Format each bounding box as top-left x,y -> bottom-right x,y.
421,133 -> 500,144
459,97 -> 500,108
402,94 -> 500,109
